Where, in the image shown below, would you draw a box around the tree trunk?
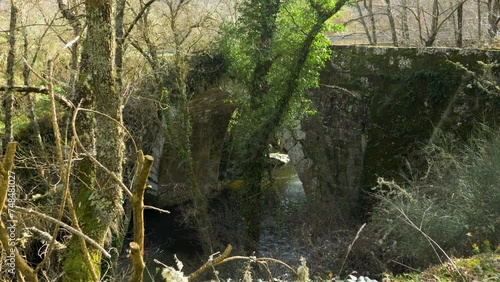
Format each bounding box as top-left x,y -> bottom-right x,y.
62,0 -> 124,280
115,0 -> 125,91
57,0 -> 81,99
354,2 -> 374,45
488,0 -> 500,38
364,0 -> 377,45
3,1 -> 17,153
425,0 -> 440,46
236,0 -> 281,254
384,0 -> 398,46
235,0 -> 350,255
478,0 -> 483,39
456,1 -> 463,47
401,0 -> 410,45
22,27 -> 45,152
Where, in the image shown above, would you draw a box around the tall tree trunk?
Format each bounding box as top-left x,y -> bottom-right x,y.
456,1 -> 463,47
3,1 -> 17,153
237,0 -> 281,254
22,27 -> 45,152
425,0 -> 440,46
57,0 -> 81,99
115,0 -> 125,91
234,0 -> 350,255
63,0 -> 123,280
354,2 -> 373,45
364,0 -> 377,45
401,0 -> 410,45
384,0 -> 398,46
478,0 -> 483,39
488,0 -> 500,38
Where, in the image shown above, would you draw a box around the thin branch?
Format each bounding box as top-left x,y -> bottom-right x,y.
11,206 -> 111,259
24,227 -> 66,250
186,244 -> 298,281
71,107 -> 134,198
320,84 -> 361,99
144,205 -> 170,214
122,0 -> 158,42
63,139 -> 99,281
188,244 -> 233,281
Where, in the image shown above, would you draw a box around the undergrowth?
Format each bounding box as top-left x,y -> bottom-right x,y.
367,127 -> 500,276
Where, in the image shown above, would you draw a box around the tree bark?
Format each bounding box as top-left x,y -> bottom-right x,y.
62,0 -> 124,280
354,2 -> 373,45
456,1 -> 463,47
364,0 -> 377,45
488,0 -> 500,38
3,1 -> 17,153
425,0 -> 440,46
384,0 -> 398,46
57,0 -> 81,99
115,0 -> 125,91
401,0 -> 410,45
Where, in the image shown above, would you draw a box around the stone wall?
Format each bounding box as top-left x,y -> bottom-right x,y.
283,45 -> 500,224
149,88 -> 236,207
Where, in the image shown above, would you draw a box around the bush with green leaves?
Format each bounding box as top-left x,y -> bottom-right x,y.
369,129 -> 500,271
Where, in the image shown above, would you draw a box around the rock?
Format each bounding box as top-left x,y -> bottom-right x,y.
269,153 -> 290,167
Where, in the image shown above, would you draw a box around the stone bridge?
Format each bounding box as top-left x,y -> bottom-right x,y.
282,46 -> 499,225
151,46 -> 500,226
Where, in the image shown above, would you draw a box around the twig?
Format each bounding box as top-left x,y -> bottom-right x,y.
338,223 -> 366,276
375,192 -> 465,281
188,244 -> 233,281
144,205 -> 170,214
24,227 -> 66,250
70,106 -> 133,198
187,244 -> 298,282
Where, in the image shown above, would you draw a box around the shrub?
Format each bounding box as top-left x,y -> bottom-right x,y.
369,129 -> 500,272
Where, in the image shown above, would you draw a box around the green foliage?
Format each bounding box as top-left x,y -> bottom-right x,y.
388,252 -> 500,282
219,0 -> 349,253
220,0 -> 348,151
369,129 -> 500,271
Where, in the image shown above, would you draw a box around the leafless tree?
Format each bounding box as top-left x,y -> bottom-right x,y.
487,0 -> 500,38
354,0 -> 377,45
384,0 -> 399,46
3,0 -> 17,152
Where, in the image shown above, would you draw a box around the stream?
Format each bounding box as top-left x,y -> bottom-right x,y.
118,156 -> 308,281
260,160 -> 308,263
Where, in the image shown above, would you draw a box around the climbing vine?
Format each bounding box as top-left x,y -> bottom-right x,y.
220,0 -> 350,253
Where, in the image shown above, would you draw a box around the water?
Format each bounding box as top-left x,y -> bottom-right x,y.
117,157 -> 309,281
260,160 -> 308,266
